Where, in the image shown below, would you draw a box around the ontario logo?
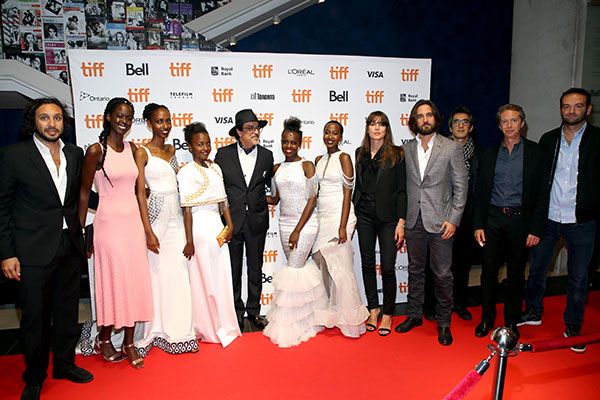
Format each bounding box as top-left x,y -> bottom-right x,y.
79,91 -> 110,102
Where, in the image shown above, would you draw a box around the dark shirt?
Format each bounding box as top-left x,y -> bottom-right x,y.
359,148 -> 382,203
490,140 -> 523,207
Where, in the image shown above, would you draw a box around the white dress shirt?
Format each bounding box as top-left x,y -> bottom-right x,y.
33,135 -> 68,228
416,133 -> 436,181
237,143 -> 258,187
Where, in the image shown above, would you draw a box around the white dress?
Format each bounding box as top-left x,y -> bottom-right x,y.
177,161 -> 241,348
263,160 -> 327,348
313,151 -> 368,338
136,147 -> 198,355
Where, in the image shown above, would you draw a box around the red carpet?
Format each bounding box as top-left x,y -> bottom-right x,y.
1,293 -> 599,400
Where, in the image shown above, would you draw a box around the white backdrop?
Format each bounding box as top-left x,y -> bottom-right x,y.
68,49 -> 431,316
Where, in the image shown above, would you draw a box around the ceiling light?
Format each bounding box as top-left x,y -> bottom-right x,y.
273,15 -> 281,25
229,36 -> 237,46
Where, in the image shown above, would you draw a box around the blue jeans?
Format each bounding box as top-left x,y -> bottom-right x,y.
526,219 -> 597,326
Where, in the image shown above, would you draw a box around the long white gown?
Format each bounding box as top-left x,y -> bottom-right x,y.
313,151 -> 368,338
177,160 -> 241,348
263,160 -> 327,348
136,147 -> 198,355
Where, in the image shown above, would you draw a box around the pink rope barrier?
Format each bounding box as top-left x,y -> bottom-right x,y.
443,370 -> 483,400
523,333 -> 600,353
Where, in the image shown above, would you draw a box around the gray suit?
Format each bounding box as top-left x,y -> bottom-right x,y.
402,134 -> 468,326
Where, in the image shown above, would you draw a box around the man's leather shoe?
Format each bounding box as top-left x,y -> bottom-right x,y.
453,305 -> 473,321
52,365 -> 93,383
475,321 -> 493,338
437,326 -> 453,346
247,315 -> 268,330
394,317 -> 423,333
20,385 -> 41,400
507,323 -> 520,341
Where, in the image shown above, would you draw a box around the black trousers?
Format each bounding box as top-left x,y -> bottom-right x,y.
480,207 -> 529,325
228,219 -> 267,318
18,230 -> 82,385
356,201 -> 398,315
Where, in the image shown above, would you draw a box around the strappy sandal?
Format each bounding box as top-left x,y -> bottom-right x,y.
378,315 -> 393,337
366,308 -> 382,332
94,336 -> 125,362
122,343 -> 144,369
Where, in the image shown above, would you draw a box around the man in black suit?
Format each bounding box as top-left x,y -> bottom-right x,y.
215,109 -> 274,331
0,98 -> 93,400
473,104 -> 548,339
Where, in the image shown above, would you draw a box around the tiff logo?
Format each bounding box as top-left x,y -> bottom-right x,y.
398,282 -> 408,293
401,68 -> 419,81
212,88 -> 234,102
301,136 -> 312,149
260,293 -> 273,306
81,62 -> 104,77
84,114 -> 104,129
170,62 -> 191,77
399,113 -> 409,126
213,136 -> 235,149
127,88 -> 150,103
172,113 -> 193,127
131,138 -> 152,146
257,113 -> 274,126
252,64 -> 273,78
291,89 -> 312,103
329,112 -> 349,126
329,65 -> 349,80
365,90 -> 384,103
269,205 -> 276,218
263,250 -> 278,263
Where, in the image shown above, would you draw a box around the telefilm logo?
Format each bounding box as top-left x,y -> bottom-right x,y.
211,66 -> 233,76
266,231 -> 278,239
367,70 -> 384,78
213,136 -> 235,149
250,92 -> 275,101
257,113 -> 274,126
171,113 -> 194,127
401,68 -> 419,81
399,93 -> 418,103
329,112 -> 349,125
329,66 -> 349,80
81,62 -> 104,77
263,249 -> 278,263
170,62 -> 191,77
126,63 -> 148,76
365,90 -> 384,103
79,91 -> 110,102
252,64 -> 273,78
287,68 -> 315,77
170,92 -> 194,100
212,88 -> 234,102
292,89 -> 312,103
329,90 -> 348,102
127,88 -> 150,103
84,114 -> 103,129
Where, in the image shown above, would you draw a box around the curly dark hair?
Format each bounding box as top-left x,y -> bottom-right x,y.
282,116 -> 302,141
183,122 -> 208,144
99,97 -> 135,186
20,97 -> 70,141
142,102 -> 168,121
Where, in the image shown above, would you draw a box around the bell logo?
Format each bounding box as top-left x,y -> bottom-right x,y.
399,113 -> 409,126
329,90 -> 348,102
257,113 -> 274,126
170,62 -> 191,77
212,88 -> 234,102
329,112 -> 349,126
398,282 -> 408,293
291,89 -> 312,103
329,66 -> 349,80
260,293 -> 273,305
127,88 -> 150,103
269,205 -> 276,218
172,113 -> 194,127
401,68 -> 419,81
213,136 -> 235,149
84,114 -> 104,129
252,64 -> 273,78
365,90 -> 384,103
301,136 -> 312,149
263,250 -> 278,263
81,62 -> 104,77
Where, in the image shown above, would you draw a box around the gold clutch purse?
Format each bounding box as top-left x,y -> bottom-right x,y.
216,225 -> 231,247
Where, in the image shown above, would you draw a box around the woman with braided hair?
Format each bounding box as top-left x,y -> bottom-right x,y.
78,97 -> 153,369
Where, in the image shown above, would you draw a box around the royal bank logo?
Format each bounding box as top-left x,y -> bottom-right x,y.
287,68 -> 315,77
169,91 -> 194,100
250,92 -> 275,100
79,91 -> 110,102
261,138 -> 275,150
211,66 -> 233,76
399,93 -> 418,103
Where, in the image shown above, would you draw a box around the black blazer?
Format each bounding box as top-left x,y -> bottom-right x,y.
473,138 -> 549,237
353,146 -> 407,223
215,143 -> 274,235
539,123 -> 600,223
0,139 -> 85,266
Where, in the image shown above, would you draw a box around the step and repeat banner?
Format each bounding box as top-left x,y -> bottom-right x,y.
68,49 -> 431,314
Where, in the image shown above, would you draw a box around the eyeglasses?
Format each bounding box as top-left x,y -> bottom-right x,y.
452,119 -> 471,126
242,125 -> 261,133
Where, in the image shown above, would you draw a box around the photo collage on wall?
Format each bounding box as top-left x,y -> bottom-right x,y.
1,0 -> 230,83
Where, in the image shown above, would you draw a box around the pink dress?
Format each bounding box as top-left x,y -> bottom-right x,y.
93,141 -> 153,329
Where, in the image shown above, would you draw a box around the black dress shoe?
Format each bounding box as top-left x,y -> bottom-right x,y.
52,365 -> 93,383
437,326 -> 453,346
20,385 -> 41,400
453,305 -> 473,321
475,321 -> 493,338
247,315 -> 268,330
394,317 -> 423,333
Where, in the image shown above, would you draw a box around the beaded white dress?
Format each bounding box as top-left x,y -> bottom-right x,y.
263,160 -> 327,348
313,151 -> 368,338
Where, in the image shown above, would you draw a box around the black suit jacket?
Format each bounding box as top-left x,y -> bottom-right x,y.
215,143 -> 274,235
473,138 -> 549,237
353,146 -> 407,223
0,139 -> 85,266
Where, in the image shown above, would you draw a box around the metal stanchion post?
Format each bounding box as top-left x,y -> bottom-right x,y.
489,326 -> 519,400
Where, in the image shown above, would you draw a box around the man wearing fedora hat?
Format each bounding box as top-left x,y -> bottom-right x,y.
215,109 -> 273,331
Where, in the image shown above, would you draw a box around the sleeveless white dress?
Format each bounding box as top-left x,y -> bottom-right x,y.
313,151 -> 368,338
263,160 -> 327,348
136,147 -> 198,355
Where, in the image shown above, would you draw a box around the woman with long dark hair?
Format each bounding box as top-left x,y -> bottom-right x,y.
78,97 -> 153,368
354,111 -> 407,336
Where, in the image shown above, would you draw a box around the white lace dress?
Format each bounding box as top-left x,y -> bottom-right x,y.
263,160 -> 327,348
313,151 -> 368,338
136,147 -> 198,355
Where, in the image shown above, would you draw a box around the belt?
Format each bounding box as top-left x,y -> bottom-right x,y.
490,205 -> 525,217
